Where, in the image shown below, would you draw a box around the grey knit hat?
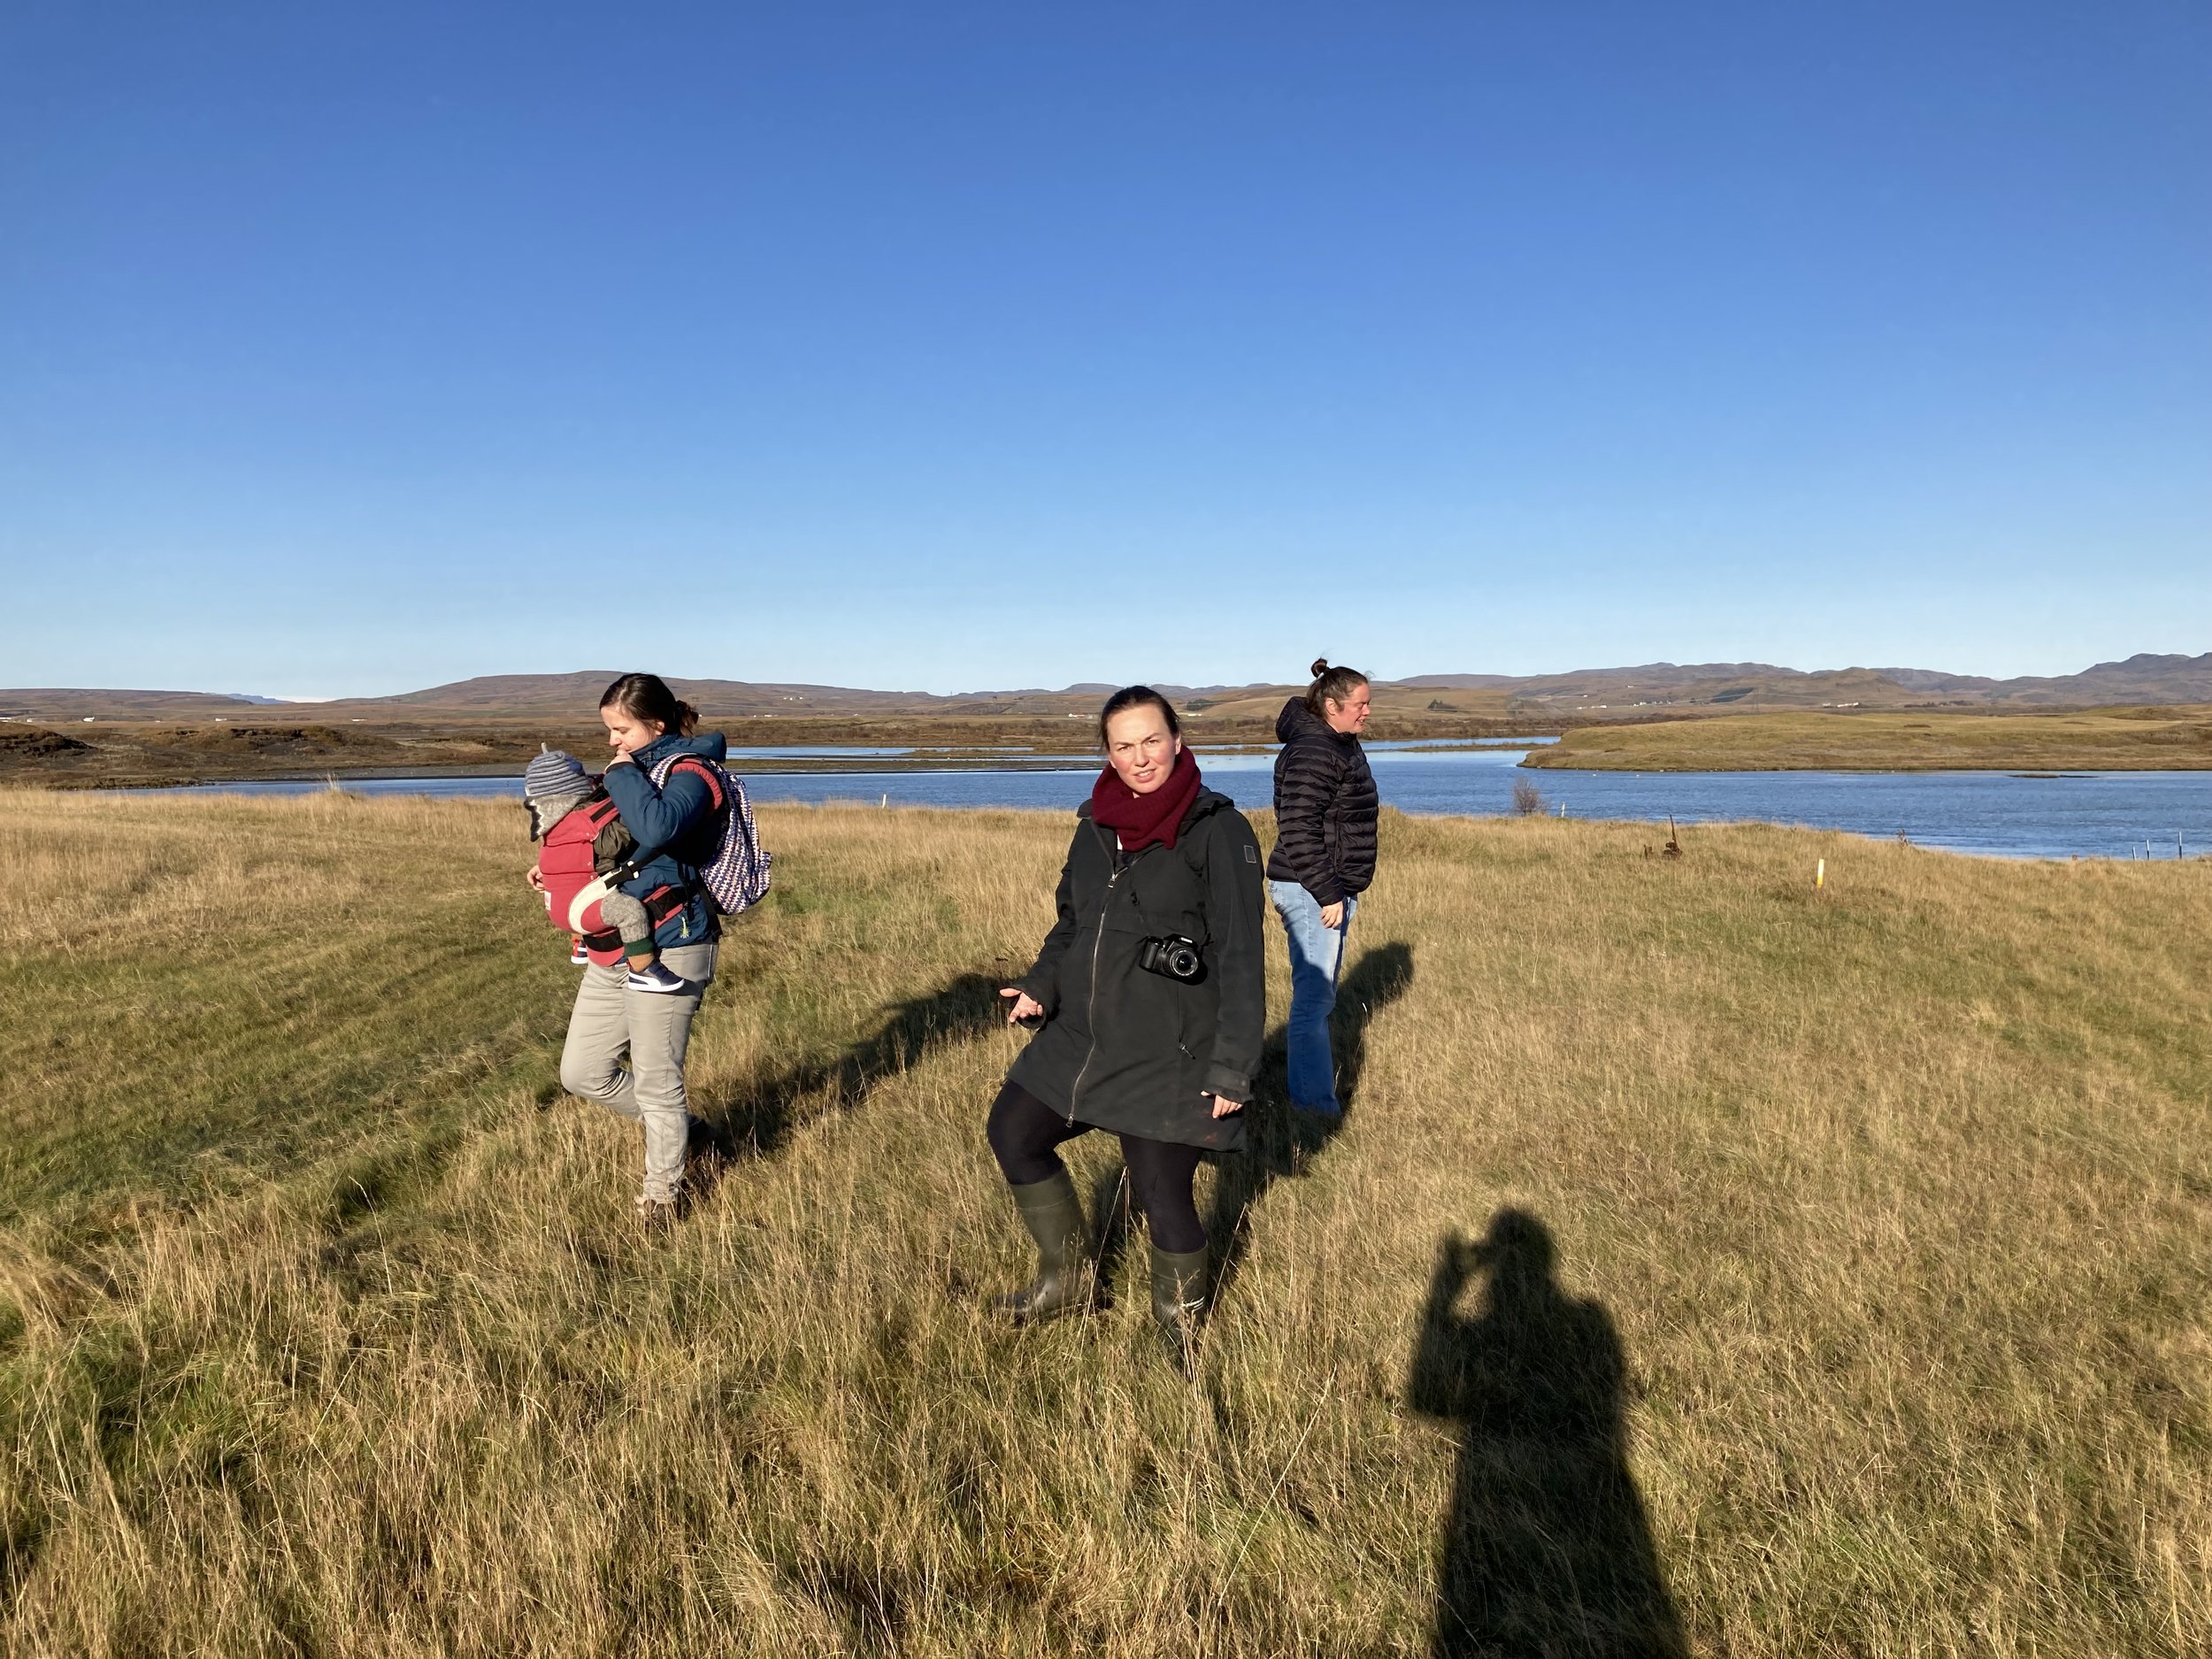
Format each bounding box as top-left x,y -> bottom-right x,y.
524,746 -> 594,839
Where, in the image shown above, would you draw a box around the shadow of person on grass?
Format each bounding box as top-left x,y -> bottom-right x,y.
1195,941 -> 1414,1302
694,971 -> 1008,1158
1408,1210 -> 1686,1659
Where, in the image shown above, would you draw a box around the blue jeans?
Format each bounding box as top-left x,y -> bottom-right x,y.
1270,880 -> 1356,1115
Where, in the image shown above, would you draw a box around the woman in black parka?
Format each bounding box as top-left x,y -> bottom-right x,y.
1265,658 -> 1379,1118
989,686 -> 1267,1372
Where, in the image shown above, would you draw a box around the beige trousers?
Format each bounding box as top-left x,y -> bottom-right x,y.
558,938 -> 718,1199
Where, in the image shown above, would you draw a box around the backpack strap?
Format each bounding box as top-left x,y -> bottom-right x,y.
649,756 -> 730,897
656,754 -> 727,811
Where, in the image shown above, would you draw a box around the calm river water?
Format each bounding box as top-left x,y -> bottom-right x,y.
145,743 -> 2212,861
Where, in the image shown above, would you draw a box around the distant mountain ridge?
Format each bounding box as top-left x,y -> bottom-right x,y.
5,653 -> 2208,723
1395,653 -> 2212,712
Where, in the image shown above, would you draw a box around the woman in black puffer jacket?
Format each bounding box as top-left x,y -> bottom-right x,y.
1265,658 -> 1378,1118
989,686 -> 1267,1373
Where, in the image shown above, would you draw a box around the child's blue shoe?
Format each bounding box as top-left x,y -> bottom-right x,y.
626,963 -> 690,995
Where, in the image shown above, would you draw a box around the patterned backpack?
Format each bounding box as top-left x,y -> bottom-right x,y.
649,752 -> 772,915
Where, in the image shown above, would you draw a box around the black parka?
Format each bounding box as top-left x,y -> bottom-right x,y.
1263,697 -> 1379,906
1008,786 -> 1267,1153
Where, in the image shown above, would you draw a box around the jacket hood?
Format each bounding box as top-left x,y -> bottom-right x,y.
1187,782 -> 1236,821
1276,696 -> 1350,747
632,729 -> 727,768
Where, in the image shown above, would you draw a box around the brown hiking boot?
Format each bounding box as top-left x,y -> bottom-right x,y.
633,1181 -> 687,1232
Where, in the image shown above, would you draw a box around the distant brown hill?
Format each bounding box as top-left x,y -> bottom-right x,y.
323,673 -> 1283,725
0,687 -> 291,722
1473,653 -> 2212,714
1492,663 -> 1903,713
1891,652 -> 2212,705
6,652 -> 2209,726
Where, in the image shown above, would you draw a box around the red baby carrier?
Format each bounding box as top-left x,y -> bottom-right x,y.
537,755 -> 764,966
537,790 -> 685,967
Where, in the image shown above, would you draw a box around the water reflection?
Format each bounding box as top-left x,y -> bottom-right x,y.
128,752 -> 2212,860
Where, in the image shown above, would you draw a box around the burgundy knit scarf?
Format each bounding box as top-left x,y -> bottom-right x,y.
1090,745 -> 1202,851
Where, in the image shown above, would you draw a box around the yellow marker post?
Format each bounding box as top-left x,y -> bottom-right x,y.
1816,857 -> 1825,889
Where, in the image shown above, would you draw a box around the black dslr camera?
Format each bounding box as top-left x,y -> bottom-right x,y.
1139,934 -> 1205,983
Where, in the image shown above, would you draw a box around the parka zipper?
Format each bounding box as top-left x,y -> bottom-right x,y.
1065,825 -> 1146,1125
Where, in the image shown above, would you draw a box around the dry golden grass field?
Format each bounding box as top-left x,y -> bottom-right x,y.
1,790 -> 2208,1656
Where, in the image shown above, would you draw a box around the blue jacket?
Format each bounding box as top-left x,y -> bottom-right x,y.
602,730 -> 727,950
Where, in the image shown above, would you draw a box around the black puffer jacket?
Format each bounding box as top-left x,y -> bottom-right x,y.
1264,697 -> 1379,906
1008,787 -> 1267,1153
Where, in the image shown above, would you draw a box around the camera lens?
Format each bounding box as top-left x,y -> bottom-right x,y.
1141,934 -> 1205,982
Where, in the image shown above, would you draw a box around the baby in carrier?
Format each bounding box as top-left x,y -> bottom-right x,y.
524,748 -> 691,995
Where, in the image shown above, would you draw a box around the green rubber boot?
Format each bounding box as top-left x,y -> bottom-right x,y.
994,1169 -> 1091,1324
1149,1243 -> 1211,1377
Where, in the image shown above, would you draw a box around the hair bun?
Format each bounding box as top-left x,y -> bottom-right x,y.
1310,657 -> 1331,680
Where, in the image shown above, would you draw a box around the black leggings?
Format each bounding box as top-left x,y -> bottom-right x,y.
986,1080 -> 1207,1255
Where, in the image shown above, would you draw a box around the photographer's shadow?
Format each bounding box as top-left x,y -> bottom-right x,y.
697,971 -> 1006,1159
1409,1210 -> 1686,1659
1201,941 -> 1414,1300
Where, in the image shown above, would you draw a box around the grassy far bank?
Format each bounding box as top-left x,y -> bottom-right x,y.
2,794 -> 2209,1655
0,699 -> 1555,791
1526,705 -> 2212,772
18,703 -> 2212,794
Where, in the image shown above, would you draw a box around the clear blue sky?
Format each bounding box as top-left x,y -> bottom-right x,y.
2,3 -> 2205,697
